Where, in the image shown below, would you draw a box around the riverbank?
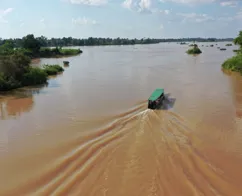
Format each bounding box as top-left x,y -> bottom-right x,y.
0,35 -> 75,91
222,31 -> 242,74
39,47 -> 82,58
19,47 -> 82,59
0,34 -> 234,48
0,51 -> 65,91
0,35 -> 83,59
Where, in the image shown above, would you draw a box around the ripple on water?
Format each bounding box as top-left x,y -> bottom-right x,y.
1,44 -> 242,196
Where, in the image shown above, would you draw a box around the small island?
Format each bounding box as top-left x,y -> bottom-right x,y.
0,34 -> 83,91
0,41 -> 65,91
222,31 -> 242,73
186,44 -> 202,55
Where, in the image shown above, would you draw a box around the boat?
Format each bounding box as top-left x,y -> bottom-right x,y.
148,88 -> 165,109
63,61 -> 70,66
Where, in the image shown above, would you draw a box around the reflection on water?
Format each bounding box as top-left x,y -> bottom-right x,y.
0,87 -> 44,119
0,97 -> 33,119
1,43 -> 242,195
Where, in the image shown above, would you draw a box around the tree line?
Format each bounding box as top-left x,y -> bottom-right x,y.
0,34 -> 82,58
0,35 -> 233,48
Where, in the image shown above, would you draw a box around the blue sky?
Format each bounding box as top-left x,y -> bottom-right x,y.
0,0 -> 241,39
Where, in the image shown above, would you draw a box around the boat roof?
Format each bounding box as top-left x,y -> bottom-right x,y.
148,88 -> 164,101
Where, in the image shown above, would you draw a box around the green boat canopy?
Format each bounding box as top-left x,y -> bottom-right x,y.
148,88 -> 164,101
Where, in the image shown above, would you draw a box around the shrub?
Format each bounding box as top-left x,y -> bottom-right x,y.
186,47 -> 202,54
49,64 -> 64,72
59,48 -> 82,55
43,64 -> 64,76
21,67 -> 48,86
39,47 -> 82,57
0,73 -> 21,91
0,51 -> 31,80
222,54 -> 242,73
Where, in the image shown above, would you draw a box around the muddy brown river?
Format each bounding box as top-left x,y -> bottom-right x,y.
1,43 -> 242,196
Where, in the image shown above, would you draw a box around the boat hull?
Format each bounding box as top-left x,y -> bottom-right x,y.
148,94 -> 164,109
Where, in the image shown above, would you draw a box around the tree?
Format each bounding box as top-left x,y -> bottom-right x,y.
234,31 -> 242,49
36,36 -> 48,47
22,34 -> 41,53
0,40 -> 14,55
0,51 -> 31,80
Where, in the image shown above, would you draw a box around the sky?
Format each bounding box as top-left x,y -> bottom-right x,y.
0,0 -> 242,39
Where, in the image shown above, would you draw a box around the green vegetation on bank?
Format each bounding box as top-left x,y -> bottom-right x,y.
0,34 -> 82,59
233,49 -> 242,54
222,31 -> 242,74
39,47 -> 82,58
0,35 -> 233,48
186,44 -> 202,55
222,55 -> 242,72
0,47 -> 65,91
42,64 -> 64,75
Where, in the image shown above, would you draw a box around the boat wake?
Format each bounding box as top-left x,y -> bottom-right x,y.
2,100 -> 242,196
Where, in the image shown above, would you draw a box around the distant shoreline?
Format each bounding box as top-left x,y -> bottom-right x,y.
0,35 -> 233,49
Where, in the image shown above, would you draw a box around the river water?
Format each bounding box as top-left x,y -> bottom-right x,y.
1,43 -> 242,196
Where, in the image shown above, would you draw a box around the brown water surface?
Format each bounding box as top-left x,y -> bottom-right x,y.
1,43 -> 242,196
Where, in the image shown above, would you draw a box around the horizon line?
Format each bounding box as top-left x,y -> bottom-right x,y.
0,35 -> 235,40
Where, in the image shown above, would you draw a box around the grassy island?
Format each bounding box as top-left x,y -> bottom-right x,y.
0,34 -> 75,91
186,44 -> 202,55
0,45 -> 65,91
222,31 -> 242,74
39,47 -> 82,58
42,64 -> 64,75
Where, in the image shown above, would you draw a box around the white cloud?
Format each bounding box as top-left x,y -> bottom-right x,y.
122,0 -> 133,9
122,0 -> 153,13
159,9 -> 170,14
159,0 -> 215,4
160,0 -> 238,7
2,8 -> 14,15
220,1 -> 238,7
218,16 -> 234,21
177,12 -> 214,23
40,18 -> 45,23
122,0 -> 239,8
72,17 -> 97,25
67,0 -> 108,5
122,0 -> 172,14
139,0 -> 152,11
0,8 -> 14,23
